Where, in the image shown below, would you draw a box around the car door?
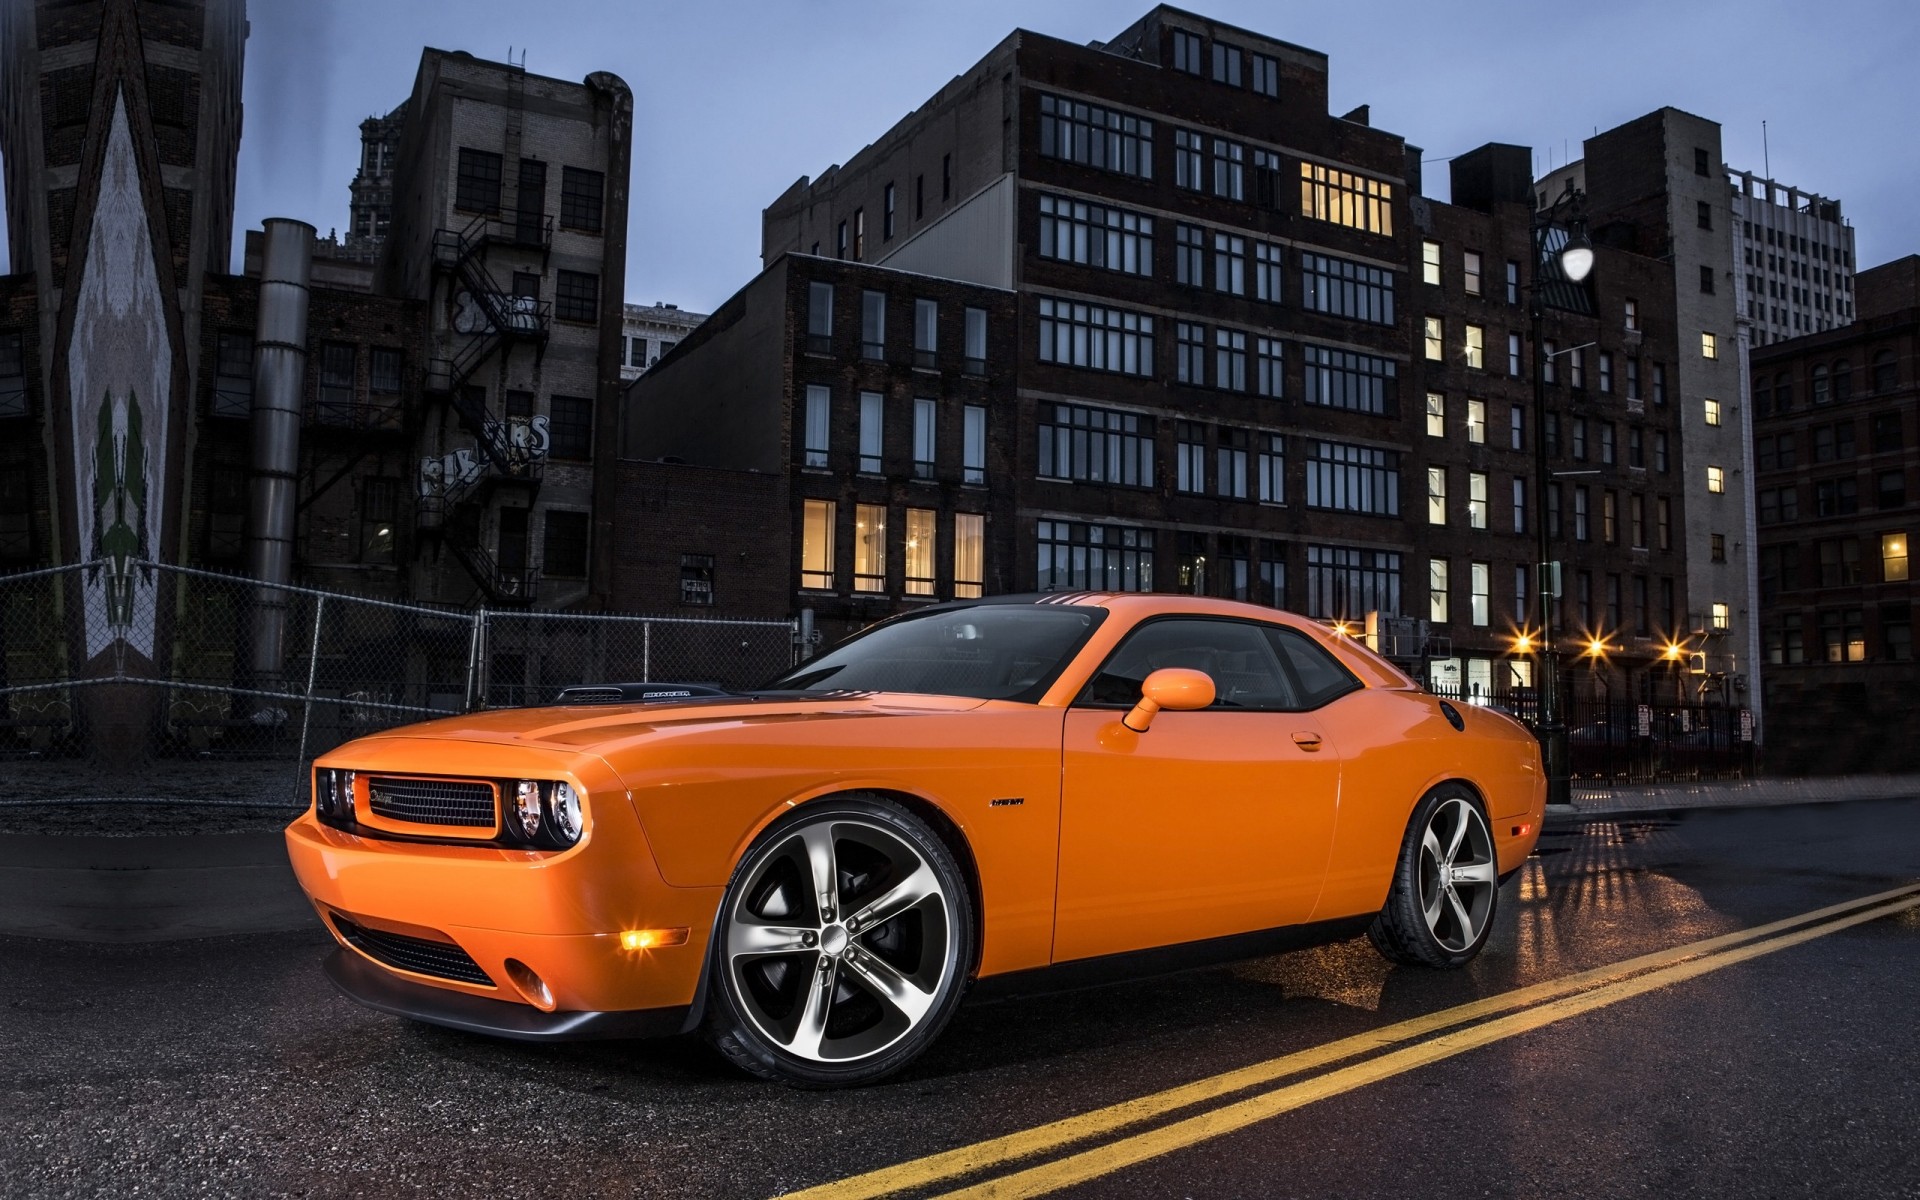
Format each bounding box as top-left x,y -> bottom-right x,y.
1052,616 -> 1344,964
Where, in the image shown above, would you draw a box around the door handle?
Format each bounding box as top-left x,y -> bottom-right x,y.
1291,731 -> 1323,751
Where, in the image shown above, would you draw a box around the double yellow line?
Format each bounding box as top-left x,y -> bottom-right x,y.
784,882 -> 1920,1200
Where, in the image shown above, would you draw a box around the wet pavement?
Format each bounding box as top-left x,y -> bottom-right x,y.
3,799 -> 1917,1198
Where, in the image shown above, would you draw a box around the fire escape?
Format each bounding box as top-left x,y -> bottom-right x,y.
419,210 -> 553,604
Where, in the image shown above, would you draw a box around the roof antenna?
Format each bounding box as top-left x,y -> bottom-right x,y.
1762,119 -> 1770,177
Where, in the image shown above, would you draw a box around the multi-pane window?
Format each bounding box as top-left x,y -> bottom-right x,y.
1425,393 -> 1445,438
964,307 -> 987,374
1306,545 -> 1402,620
1038,94 -> 1153,178
1421,240 -> 1441,286
1301,163 -> 1394,235
369,348 -> 403,395
1305,440 -> 1399,516
1251,53 -> 1279,97
1631,494 -> 1647,548
1572,418 -> 1588,461
1037,298 -> 1154,376
1470,562 -> 1490,627
953,513 -> 985,598
913,298 -> 938,369
904,508 -> 936,596
1655,431 -> 1670,472
1217,428 -> 1250,499
1211,41 -> 1241,85
359,478 -> 397,564
1515,565 -> 1530,625
854,209 -> 866,259
1467,472 -> 1488,530
912,398 -> 937,479
1174,224 -> 1205,285
548,395 -> 592,461
1037,521 -> 1153,592
680,554 -> 715,606
1176,421 -> 1206,493
1464,325 -> 1485,370
1704,397 -> 1723,427
1171,29 -> 1203,73
1299,253 -> 1394,324
803,385 -> 830,468
861,290 -> 886,359
1884,534 -> 1910,582
1702,332 -> 1719,359
1037,402 -> 1154,487
802,502 -> 836,590
1426,467 -> 1447,525
1508,333 -> 1522,377
317,342 -> 355,423
1302,346 -> 1395,415
1510,404 -> 1525,450
1256,338 -> 1284,398
1505,261 -> 1520,305
455,147 -> 502,213
1424,317 -> 1444,362
1039,195 -> 1153,275
1253,241 -> 1283,302
1599,423 -> 1616,465
1213,232 -> 1247,294
1574,486 -> 1591,541
1176,322 -> 1207,386
962,405 -> 987,484
807,281 -> 833,353
1215,329 -> 1248,391
1602,490 -> 1618,543
1625,357 -> 1641,401
559,167 -> 604,233
858,391 -> 884,473
1570,347 -> 1585,389
1463,252 -> 1483,296
1211,138 -> 1245,200
1251,149 -> 1283,208
1257,435 -> 1285,504
555,270 -> 598,322
1653,363 -> 1667,405
1598,352 -> 1613,393
1466,399 -> 1487,445
211,332 -> 252,418
1512,478 -> 1527,533
884,183 -> 896,241
854,504 -> 887,592
1174,130 -> 1204,190
1429,558 -> 1450,623
1707,465 -> 1725,494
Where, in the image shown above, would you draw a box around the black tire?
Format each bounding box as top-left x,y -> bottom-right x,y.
1368,784 -> 1500,968
704,794 -> 974,1087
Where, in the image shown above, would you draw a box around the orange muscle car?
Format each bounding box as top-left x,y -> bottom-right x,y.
287,594 -> 1545,1086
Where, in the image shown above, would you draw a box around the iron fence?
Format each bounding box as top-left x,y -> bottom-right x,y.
1428,683 -> 1755,784
0,560 -> 797,806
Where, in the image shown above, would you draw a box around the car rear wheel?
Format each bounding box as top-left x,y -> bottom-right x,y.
705,796 -> 973,1087
1368,786 -> 1499,968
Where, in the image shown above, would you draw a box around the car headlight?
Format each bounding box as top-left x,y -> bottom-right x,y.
513,780 -> 543,839
314,768 -> 335,817
340,771 -> 356,820
547,781 -> 583,844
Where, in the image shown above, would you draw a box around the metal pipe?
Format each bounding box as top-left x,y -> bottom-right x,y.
248,218 -> 315,692
1530,212 -> 1571,811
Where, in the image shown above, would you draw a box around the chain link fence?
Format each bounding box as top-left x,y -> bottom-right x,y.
1428,682 -> 1755,784
0,560 -> 797,807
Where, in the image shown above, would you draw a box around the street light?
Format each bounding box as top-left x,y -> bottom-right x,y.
1530,183 -> 1594,812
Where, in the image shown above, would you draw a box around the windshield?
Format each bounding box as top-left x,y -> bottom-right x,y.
762,605 -> 1104,701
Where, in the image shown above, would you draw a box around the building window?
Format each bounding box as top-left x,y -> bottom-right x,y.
548,395 -> 592,461
962,405 -> 987,484
559,167 -> 604,233
455,147 -> 502,213
1505,261 -> 1520,306
678,553 -> 716,606
1574,486 -> 1590,541
1633,494 -> 1647,548
1251,53 -> 1279,97
836,221 -> 847,259
1252,149 -> 1283,208
1429,559 -> 1450,623
1467,472 -> 1488,530
1215,329 -> 1248,392
1211,40 -> 1241,84
1463,252 -> 1482,296
1470,562 -> 1490,627
884,183 -> 897,241
1171,28 -> 1203,73
915,174 -> 924,220
1704,397 -> 1722,427
1510,405 -> 1525,451
555,270 -> 598,322
1301,545 -> 1399,620
1818,539 -> 1862,586
1213,232 -> 1247,294
803,385 -> 830,468
1211,138 -> 1245,200
1038,194 -> 1153,275
1572,418 -> 1588,461
1466,399 -> 1487,445
861,290 -> 886,360
1569,347 -> 1585,389
203,464 -> 246,561
1602,490 -> 1618,544
1625,358 -> 1640,401
1300,163 -> 1394,235
802,499 -> 836,590
369,348 -> 403,395
1251,241 -> 1284,302
1037,402 -> 1153,487
1512,478 -> 1527,534
858,392 -> 883,473
1217,428 -> 1249,499
1696,200 -> 1713,230
1176,322 -> 1207,386
543,510 -> 589,578
942,153 -> 952,199
914,298 -> 938,369
1424,317 -> 1444,362
1256,337 -> 1283,398
904,508 -> 935,596
1702,332 -> 1719,360
1599,423 -> 1615,465
211,333 -> 252,418
359,478 -> 398,564
1885,533 -> 1910,582
854,504 -> 887,592
911,397 -> 937,479
1037,297 -> 1154,376
1598,351 -> 1613,393
1425,392 -> 1445,438
1880,470 -> 1907,510
954,513 -> 985,598
1174,130 -> 1203,191
1305,440 -> 1399,516
1464,324 -> 1484,370
1700,265 -> 1716,294
964,307 -> 987,374
1874,350 -> 1899,393
316,342 -> 356,424
1302,345 -> 1395,415
1258,435 -> 1285,504
1654,363 -> 1667,405
1656,431 -> 1670,472
1694,147 -> 1711,176
1037,520 -> 1153,592
807,281 -> 833,353
1707,465 -> 1725,494
1508,333 -> 1522,377
854,209 -> 865,260
1175,421 -> 1206,494
1427,467 -> 1447,525
1421,240 -> 1441,286
1174,223 -> 1204,286
1300,252 -> 1394,324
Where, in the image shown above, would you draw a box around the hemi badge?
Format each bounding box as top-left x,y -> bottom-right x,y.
988,797 -> 1024,808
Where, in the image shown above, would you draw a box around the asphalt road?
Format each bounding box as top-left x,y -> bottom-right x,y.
4,799 -> 1918,1199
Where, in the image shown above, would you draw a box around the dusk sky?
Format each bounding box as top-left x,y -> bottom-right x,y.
6,0 -> 1916,311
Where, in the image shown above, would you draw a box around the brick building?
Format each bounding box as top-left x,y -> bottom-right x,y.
1727,168 -> 1856,348
619,301 -> 705,383
1752,255 -> 1920,772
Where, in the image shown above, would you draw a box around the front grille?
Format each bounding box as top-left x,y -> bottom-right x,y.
334,917 -> 494,986
366,776 -> 496,828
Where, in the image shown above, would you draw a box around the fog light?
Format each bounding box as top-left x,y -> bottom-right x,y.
619,927 -> 690,951
513,780 -> 543,839
548,781 -> 583,844
503,958 -> 554,1010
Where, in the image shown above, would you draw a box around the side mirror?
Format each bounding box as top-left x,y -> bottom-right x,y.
1122,668 -> 1215,733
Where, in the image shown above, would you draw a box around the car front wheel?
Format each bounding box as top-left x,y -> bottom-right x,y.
705,795 -> 973,1087
1368,786 -> 1500,968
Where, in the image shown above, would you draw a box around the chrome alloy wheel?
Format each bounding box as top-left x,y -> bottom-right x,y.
723,817 -> 955,1064
1416,796 -> 1499,953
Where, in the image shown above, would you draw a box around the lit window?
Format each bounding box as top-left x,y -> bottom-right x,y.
1424,317 -> 1443,361
859,391 -> 883,473
1427,467 -> 1447,525
1425,393 -> 1445,438
904,508 -> 936,596
954,513 -> 985,598
1711,602 -> 1730,632
1470,562 -> 1490,627
1422,240 -> 1441,286
1466,399 -> 1487,445
854,504 -> 887,592
1429,559 -> 1449,623
1464,325 -> 1484,370
802,499 -> 836,590
1468,472 -> 1488,530
1885,533 -> 1910,582
1707,466 -> 1725,494
1704,398 -> 1722,427
1300,162 -> 1394,235
1624,299 -> 1639,331
1702,332 -> 1719,359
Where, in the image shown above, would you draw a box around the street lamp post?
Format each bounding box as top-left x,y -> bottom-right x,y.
1529,188 -> 1593,812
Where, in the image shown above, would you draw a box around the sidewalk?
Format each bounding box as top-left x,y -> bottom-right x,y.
1562,774 -> 1920,817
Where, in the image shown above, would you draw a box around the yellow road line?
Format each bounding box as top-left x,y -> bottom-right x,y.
783,882 -> 1920,1200
936,894 -> 1920,1200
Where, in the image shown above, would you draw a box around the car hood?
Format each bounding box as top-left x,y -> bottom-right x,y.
358,692 -> 993,752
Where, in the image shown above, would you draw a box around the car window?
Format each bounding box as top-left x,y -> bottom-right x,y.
1265,627 -> 1363,709
1079,618 -> 1301,710
760,605 -> 1104,702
